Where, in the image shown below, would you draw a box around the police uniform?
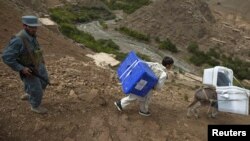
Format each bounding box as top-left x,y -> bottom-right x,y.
2,16 -> 49,113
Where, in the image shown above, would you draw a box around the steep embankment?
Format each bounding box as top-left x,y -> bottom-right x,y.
119,0 -> 250,60
209,0 -> 250,21
1,0 -> 250,141
119,0 -> 215,47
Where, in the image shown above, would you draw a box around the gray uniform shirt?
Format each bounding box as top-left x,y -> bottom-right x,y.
2,29 -> 41,72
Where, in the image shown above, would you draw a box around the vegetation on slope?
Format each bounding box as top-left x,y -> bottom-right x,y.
187,42 -> 250,80
101,0 -> 151,14
49,4 -> 151,61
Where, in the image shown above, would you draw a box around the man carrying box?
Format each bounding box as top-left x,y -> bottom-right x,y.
114,56 -> 174,116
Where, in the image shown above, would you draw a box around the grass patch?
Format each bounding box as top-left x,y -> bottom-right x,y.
187,42 -> 250,80
49,5 -> 126,60
117,26 -> 150,42
49,5 -> 151,62
136,52 -> 151,62
99,20 -> 108,29
158,38 -> 178,53
49,5 -> 115,24
101,0 -> 151,14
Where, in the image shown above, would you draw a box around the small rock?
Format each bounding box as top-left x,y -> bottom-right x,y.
69,90 -> 77,98
184,123 -> 188,127
56,85 -> 63,92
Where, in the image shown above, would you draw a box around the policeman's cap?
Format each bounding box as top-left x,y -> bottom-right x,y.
22,15 -> 41,27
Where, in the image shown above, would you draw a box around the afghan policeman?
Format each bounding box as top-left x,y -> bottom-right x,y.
2,15 -> 49,114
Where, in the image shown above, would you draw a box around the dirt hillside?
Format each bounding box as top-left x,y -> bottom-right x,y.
1,0 -> 250,141
119,0 -> 250,60
209,0 -> 250,21
119,0 -> 215,46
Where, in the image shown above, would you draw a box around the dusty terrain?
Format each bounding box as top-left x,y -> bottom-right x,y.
0,0 -> 250,141
209,0 -> 250,22
119,0 -> 250,60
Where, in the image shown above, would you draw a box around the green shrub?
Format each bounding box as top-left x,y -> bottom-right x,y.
59,23 -> 81,37
207,48 -> 220,59
155,37 -> 161,43
207,58 -> 220,66
49,5 -> 155,63
49,5 -> 131,61
97,39 -> 119,50
57,22 -> 121,58
187,42 -> 222,67
136,52 -> 151,62
187,42 -> 199,53
101,0 -> 151,14
114,52 -> 128,61
115,52 -> 151,64
118,27 -> 150,42
159,38 -> 178,53
99,20 -> 108,29
49,7 -> 76,23
49,5 -> 115,24
189,55 -> 206,66
222,56 -> 250,80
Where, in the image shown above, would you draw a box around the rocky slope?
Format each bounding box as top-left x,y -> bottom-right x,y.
0,0 -> 250,141
119,0 -> 215,46
119,0 -> 250,60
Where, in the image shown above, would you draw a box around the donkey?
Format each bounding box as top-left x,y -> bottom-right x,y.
187,86 -> 218,119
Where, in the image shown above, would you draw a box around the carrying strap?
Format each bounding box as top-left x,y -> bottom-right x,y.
233,76 -> 246,89
201,87 -> 209,101
17,33 -> 39,71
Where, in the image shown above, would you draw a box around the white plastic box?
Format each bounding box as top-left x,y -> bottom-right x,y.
203,66 -> 250,115
216,86 -> 249,115
203,66 -> 233,87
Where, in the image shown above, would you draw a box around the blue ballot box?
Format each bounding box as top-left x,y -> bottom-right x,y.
117,51 -> 158,97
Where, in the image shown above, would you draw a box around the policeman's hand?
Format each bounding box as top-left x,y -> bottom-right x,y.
21,67 -> 33,77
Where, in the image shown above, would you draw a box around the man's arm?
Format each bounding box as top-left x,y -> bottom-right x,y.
2,37 -> 25,72
154,72 -> 167,90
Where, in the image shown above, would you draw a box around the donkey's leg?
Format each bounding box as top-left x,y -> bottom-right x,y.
187,107 -> 194,118
211,108 -> 218,118
192,102 -> 201,119
211,105 -> 219,118
187,99 -> 198,118
187,107 -> 192,118
210,102 -> 218,118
